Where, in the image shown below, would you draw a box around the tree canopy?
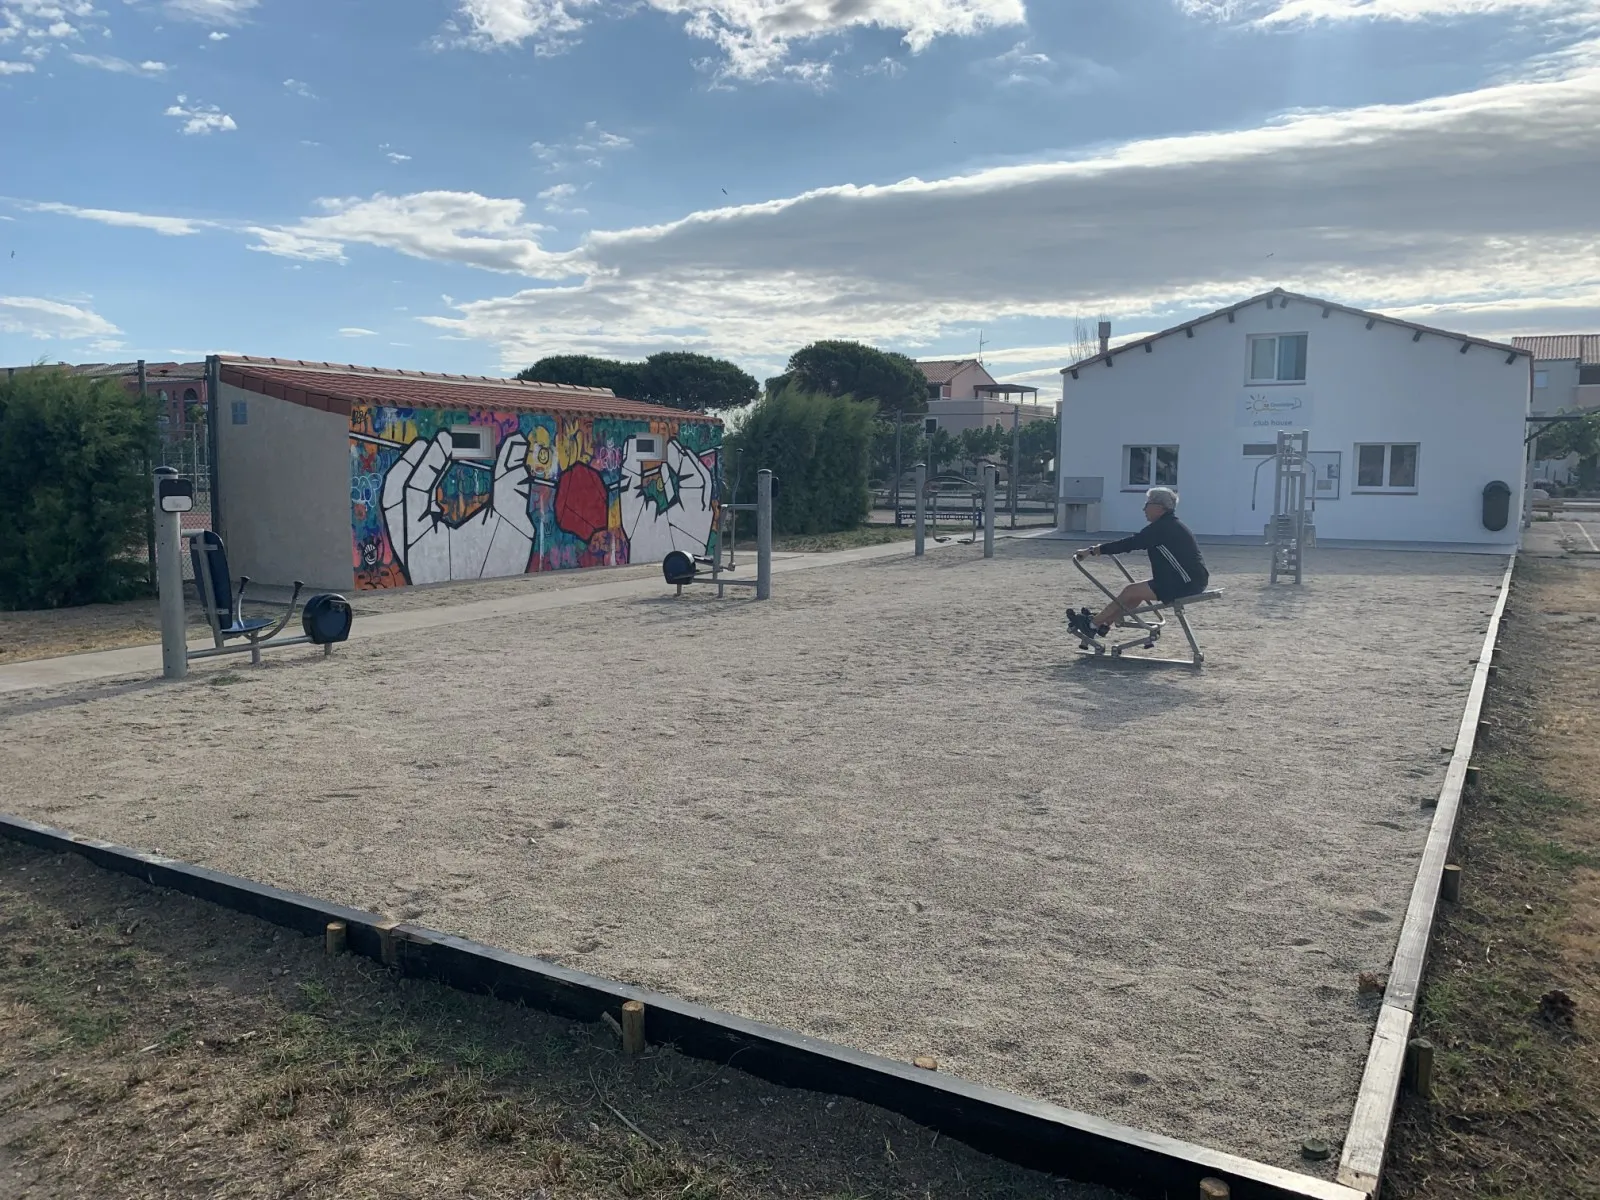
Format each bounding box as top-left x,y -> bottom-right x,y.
1537,410 -> 1600,489
781,341 -> 927,414
518,352 -> 757,412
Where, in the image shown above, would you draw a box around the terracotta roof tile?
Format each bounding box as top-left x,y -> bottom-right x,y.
916,359 -> 980,384
218,356 -> 720,423
1512,335 -> 1600,366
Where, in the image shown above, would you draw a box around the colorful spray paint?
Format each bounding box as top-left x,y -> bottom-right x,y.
350,405 -> 722,589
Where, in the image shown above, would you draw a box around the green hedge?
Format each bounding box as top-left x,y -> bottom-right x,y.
726,387 -> 875,534
0,367 -> 157,609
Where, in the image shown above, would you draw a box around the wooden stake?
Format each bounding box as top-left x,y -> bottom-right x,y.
621,1000 -> 646,1056
913,1056 -> 939,1071
375,918 -> 402,968
1465,765 -> 1481,789
1441,864 -> 1462,903
324,921 -> 346,956
1199,1179 -> 1231,1199
1404,1037 -> 1435,1099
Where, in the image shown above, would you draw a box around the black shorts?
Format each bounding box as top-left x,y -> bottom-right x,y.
1152,576 -> 1208,605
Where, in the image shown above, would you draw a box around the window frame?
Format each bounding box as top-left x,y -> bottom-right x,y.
1122,443 -> 1179,491
1533,370 -> 1549,389
1245,332 -> 1309,385
923,417 -> 939,436
1352,442 -> 1420,495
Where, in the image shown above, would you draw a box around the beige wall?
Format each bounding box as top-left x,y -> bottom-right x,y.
215,382 -> 355,590
923,397 -> 1054,435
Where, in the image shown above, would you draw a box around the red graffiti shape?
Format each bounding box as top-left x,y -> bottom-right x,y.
554,462 -> 610,542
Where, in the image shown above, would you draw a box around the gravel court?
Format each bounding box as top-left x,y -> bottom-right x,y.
0,540 -> 1505,1173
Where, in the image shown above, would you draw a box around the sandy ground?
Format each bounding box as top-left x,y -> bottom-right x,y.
0,541 -> 1504,1173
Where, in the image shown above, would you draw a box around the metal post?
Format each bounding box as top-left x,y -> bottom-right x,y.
755,469 -> 773,601
139,360 -> 156,589
913,462 -> 927,557
983,464 -> 996,558
1009,407 -> 1020,530
205,355 -> 223,542
154,467 -> 188,680
893,414 -> 903,517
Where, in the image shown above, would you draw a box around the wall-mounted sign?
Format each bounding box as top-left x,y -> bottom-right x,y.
1237,390 -> 1313,429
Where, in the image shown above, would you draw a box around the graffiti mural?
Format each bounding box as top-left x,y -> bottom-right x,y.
350,405 -> 722,589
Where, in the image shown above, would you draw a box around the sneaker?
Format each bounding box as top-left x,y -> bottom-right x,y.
1066,609 -> 1088,637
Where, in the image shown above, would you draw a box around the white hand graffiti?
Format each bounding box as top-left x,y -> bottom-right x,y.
619,436 -> 716,565
380,432 -> 534,585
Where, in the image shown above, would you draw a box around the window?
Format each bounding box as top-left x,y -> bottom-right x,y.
1582,366 -> 1600,385
230,400 -> 248,425
924,418 -> 939,435
940,384 -> 952,399
1247,333 -> 1308,383
446,426 -> 493,459
1242,443 -> 1277,457
1354,443 -> 1419,493
1125,444 -> 1178,489
633,435 -> 660,457
1533,370 -> 1549,389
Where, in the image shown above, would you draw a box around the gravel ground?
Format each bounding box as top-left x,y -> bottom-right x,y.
0,541 -> 1505,1173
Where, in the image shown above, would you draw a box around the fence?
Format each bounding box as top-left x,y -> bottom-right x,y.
145,421 -> 213,583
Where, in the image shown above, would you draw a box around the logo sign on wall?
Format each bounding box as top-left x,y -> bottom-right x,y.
1237,390 -> 1313,429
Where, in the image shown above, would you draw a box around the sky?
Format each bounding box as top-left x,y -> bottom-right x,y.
2,0 -> 1598,401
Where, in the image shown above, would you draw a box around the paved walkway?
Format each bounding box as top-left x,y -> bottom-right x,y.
0,539 -> 966,696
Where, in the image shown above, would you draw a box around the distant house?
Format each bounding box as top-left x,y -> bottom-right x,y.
1514,335 -> 1600,485
914,358 -> 1052,435
3,360 -> 207,429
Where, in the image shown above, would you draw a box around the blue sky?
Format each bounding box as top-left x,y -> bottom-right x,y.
3,0 -> 1598,400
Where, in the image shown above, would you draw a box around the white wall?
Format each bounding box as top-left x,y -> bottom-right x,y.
215,383 -> 355,589
1057,295 -> 1529,546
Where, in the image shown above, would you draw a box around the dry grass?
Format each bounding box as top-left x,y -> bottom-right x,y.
0,597 -> 209,666
0,841 -> 1113,1200
1384,556 -> 1600,1197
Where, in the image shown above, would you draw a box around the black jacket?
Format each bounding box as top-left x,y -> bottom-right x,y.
1098,511 -> 1208,597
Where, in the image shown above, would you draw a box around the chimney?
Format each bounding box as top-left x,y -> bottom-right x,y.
1097,321 -> 1111,357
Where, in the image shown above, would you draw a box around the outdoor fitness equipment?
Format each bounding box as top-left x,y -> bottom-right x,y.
662,467 -> 775,600
1069,552 -> 1223,667
155,467 -> 352,680
1263,429 -> 1312,584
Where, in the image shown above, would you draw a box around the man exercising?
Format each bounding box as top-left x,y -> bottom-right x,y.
1068,486 -> 1208,639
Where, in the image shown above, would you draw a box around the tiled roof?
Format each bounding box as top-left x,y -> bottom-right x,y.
217,356 -> 719,423
1512,335 -> 1600,366
1062,288 -> 1530,374
3,360 -> 205,381
916,359 -> 982,384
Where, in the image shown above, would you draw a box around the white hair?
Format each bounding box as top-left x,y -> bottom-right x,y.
1145,487 -> 1179,513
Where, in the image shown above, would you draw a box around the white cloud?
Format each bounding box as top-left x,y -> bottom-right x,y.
283,77 -> 314,97
165,93 -> 236,134
70,53 -> 169,73
447,0 -> 596,51
208,29 -> 228,39
538,182 -> 587,214
386,152 -> 411,163
1176,0 -> 1593,22
447,0 -> 1026,77
0,59 -> 33,71
0,295 -> 121,341
530,121 -> 632,172
339,327 -> 378,337
26,201 -> 208,235
247,192 -> 568,276
163,0 -> 257,24
413,55 -> 1600,368
1,0 -> 95,48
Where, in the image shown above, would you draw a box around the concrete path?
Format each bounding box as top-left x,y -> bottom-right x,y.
0,538 -> 967,696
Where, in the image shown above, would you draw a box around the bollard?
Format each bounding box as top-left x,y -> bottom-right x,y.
1404,1037 -> 1435,1099
756,469 -> 773,601
1441,863 -> 1462,903
983,465 -> 996,559
914,463 -> 927,557
154,467 -> 189,680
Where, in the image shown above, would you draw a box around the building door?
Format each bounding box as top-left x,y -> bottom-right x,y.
1236,442 -> 1278,536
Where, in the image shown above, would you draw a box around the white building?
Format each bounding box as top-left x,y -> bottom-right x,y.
1514,334 -> 1599,485
1056,289 -> 1531,548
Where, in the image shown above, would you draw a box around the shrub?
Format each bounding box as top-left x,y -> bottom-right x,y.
725,387 -> 875,534
0,367 -> 157,609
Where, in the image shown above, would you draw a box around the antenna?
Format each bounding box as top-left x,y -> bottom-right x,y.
977,329 -> 988,363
